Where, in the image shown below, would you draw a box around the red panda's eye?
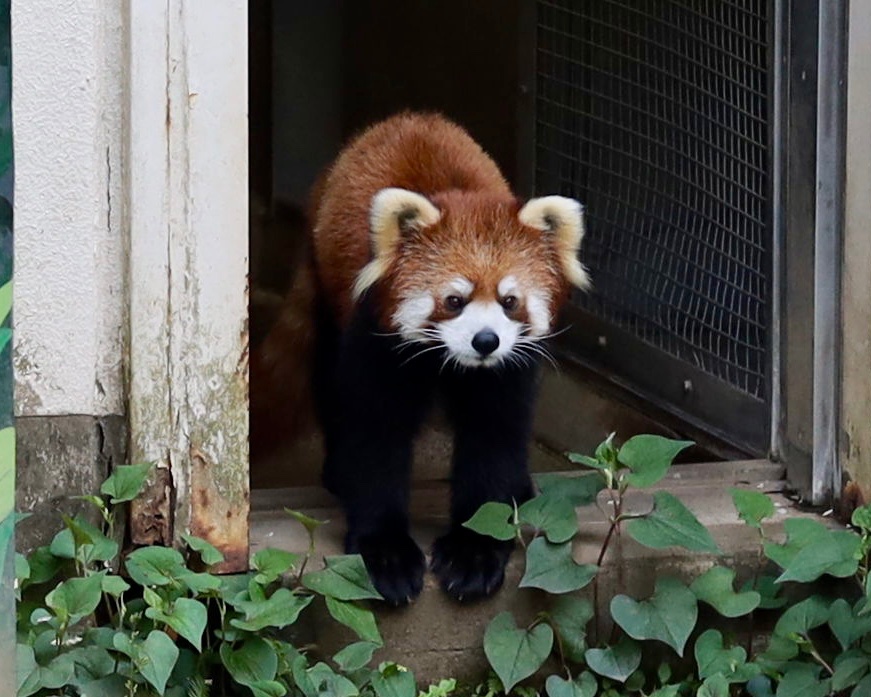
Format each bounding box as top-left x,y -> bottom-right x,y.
445,295 -> 465,311
501,295 -> 518,311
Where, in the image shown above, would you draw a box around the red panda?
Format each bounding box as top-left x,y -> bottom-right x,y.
259,112 -> 588,604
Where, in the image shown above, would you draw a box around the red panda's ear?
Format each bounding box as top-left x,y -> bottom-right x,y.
353,188 -> 441,299
518,196 -> 590,290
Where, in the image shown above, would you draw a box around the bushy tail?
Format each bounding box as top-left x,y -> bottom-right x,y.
249,256 -> 318,459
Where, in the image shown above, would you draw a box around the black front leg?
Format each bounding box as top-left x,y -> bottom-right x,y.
322,306 -> 437,605
431,362 -> 539,601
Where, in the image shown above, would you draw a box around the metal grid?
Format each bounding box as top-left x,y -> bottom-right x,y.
536,0 -> 769,399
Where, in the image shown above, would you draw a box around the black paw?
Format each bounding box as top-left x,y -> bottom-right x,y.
430,528 -> 514,602
348,531 -> 426,606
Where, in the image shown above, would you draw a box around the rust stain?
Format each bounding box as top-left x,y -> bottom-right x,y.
835,479 -> 866,525
130,462 -> 174,545
189,444 -> 249,574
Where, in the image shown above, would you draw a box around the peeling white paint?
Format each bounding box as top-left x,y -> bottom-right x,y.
11,0 -> 126,418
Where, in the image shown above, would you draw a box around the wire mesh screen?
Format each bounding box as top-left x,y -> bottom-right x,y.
535,0 -> 769,399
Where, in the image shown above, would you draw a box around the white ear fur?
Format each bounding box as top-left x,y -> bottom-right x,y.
518,195 -> 590,290
353,188 -> 441,299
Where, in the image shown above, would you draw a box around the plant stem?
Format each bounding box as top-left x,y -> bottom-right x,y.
807,643 -> 834,676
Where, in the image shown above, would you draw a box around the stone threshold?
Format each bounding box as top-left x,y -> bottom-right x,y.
249,460 -> 826,684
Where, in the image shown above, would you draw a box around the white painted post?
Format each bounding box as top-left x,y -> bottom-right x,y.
127,0 -> 249,569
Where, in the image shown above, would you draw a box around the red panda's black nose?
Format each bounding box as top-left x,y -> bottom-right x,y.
472,329 -> 500,357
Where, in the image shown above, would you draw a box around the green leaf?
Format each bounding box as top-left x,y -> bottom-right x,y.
548,595 -> 594,663
125,546 -> 187,586
483,611 -> 553,693
372,663 -> 416,697
462,502 -> 517,541
546,672 -> 597,697
610,576 -> 697,656
49,526 -> 77,559
26,546 -> 65,585
286,508 -> 328,536
100,574 -> 130,597
333,641 -> 380,672
698,674 -> 730,697
852,505 -> 871,532
230,588 -> 313,631
518,492 -> 578,543
774,595 -> 831,636
100,462 -> 153,504
764,518 -> 829,568
63,516 -> 118,565
178,570 -> 222,594
66,645 -> 115,682
854,675 -> 871,697
0,281 -> 10,322
775,664 -> 828,697
730,488 -> 775,529
252,548 -> 302,584
618,435 -> 693,488
15,552 -> 29,586
741,574 -> 787,609
250,681 -> 289,697
182,533 -> 225,566
220,637 -> 278,687
694,629 -> 760,682
519,538 -> 597,593
535,473 -> 605,507
566,452 -> 604,469
756,634 -> 799,672
747,675 -> 776,697
325,596 -> 383,644
296,661 -> 360,697
17,644 -> 41,697
145,597 -> 208,651
301,555 -> 383,600
45,573 -> 105,624
137,630 -> 180,696
690,566 -> 761,617
833,655 -> 871,692
584,636 -> 642,682
775,530 -> 860,582
626,491 -> 720,554
828,598 -> 871,650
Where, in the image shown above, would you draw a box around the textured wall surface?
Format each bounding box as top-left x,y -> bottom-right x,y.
842,4 -> 871,492
11,0 -> 126,417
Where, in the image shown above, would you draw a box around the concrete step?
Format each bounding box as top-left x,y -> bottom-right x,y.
250,461 -> 823,684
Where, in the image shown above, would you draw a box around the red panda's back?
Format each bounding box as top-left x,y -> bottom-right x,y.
312,113 -> 512,324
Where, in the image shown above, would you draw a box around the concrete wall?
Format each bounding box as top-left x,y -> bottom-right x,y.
11,0 -> 127,546
841,4 -> 871,494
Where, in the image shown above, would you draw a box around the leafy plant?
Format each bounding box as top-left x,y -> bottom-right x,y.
15,463 -> 424,697
466,432 -> 871,697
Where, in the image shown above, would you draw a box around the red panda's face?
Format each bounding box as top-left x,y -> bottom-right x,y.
356,189 -> 589,369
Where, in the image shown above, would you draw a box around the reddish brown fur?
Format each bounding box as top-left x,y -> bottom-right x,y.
312,112 -> 571,328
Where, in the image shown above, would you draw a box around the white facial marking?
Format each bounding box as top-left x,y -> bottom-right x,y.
526,290 -> 552,337
438,300 -> 523,368
498,275 -> 519,298
392,293 -> 435,341
448,277 -> 474,297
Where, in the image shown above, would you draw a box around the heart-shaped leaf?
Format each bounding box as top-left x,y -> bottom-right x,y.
302,555 -> 383,600
333,641 -> 379,672
519,493 -> 578,543
483,612 -> 553,693
125,546 -> 187,587
546,672 -> 597,697
325,596 -> 382,644
182,533 -> 225,566
698,674 -> 730,697
741,575 -> 786,609
775,530 -> 860,583
145,597 -> 208,651
584,637 -> 642,682
694,629 -> 760,682
832,654 -> 871,692
853,674 -> 871,697
610,576 -> 697,656
372,662 -> 416,697
252,548 -> 302,585
462,502 -> 517,541
100,463 -> 153,504
548,595 -> 594,663
764,518 -> 829,568
618,435 -> 693,488
828,598 -> 871,650
519,538 -> 597,593
775,664 -> 828,697
45,573 -> 105,624
231,588 -> 313,631
730,488 -> 775,529
775,595 -> 831,637
626,491 -> 720,554
137,630 -> 179,696
220,637 -> 278,687
691,566 -> 761,617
